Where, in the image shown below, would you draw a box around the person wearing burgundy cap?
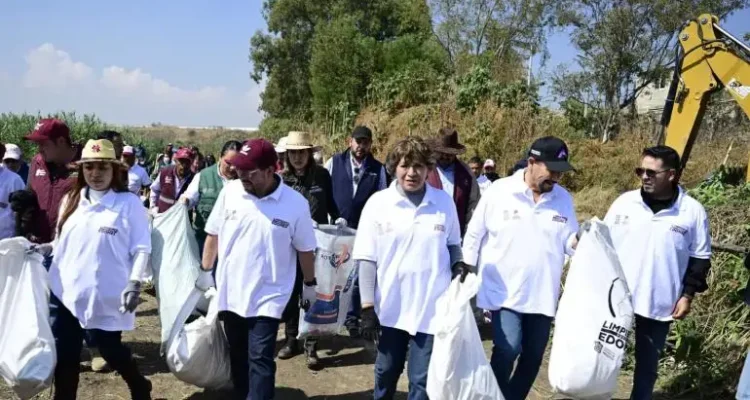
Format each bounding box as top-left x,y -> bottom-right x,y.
24,118 -> 81,245
194,138 -> 318,400
148,147 -> 195,214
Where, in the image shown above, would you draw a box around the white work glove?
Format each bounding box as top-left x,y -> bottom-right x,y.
119,281 -> 141,313
195,269 -> 215,292
27,243 -> 53,256
301,281 -> 318,311
334,218 -> 348,229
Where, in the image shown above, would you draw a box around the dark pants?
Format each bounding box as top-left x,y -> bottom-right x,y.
374,326 -> 434,400
50,295 -> 148,400
631,314 -> 671,400
345,267 -> 361,330
281,264 -> 304,339
490,308 -> 552,400
221,312 -> 280,400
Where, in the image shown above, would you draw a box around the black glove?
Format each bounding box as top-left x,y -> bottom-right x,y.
361,307 -> 380,341
451,262 -> 472,283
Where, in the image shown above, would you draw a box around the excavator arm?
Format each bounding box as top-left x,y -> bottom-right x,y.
660,14 -> 750,180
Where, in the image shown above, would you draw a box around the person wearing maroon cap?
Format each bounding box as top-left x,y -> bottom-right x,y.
194,138 -> 318,400
148,147 -> 195,214
24,118 -> 81,245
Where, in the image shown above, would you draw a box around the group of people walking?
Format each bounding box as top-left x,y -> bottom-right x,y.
0,117 -> 717,400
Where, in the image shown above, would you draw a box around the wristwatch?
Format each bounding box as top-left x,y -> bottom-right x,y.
303,278 -> 318,287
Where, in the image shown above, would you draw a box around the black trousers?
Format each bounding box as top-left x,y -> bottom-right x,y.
281,263 -> 304,339
50,295 -> 148,400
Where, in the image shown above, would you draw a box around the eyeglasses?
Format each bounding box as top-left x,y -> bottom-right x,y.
635,167 -> 672,178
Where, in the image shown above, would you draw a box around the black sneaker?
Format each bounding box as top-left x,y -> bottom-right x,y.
130,377 -> 152,400
277,338 -> 300,360
347,325 -> 361,339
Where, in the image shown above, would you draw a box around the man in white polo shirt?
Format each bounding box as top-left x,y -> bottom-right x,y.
603,145 -> 711,400
194,138 -> 318,400
462,136 -> 579,400
122,146 -> 152,196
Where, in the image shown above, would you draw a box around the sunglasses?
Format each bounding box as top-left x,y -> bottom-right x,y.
635,167 -> 672,178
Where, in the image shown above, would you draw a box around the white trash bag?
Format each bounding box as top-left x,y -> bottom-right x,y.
548,218 -> 634,399
151,203 -> 206,351
166,287 -> 232,390
298,225 -> 358,339
0,237 -> 56,399
427,274 -> 505,400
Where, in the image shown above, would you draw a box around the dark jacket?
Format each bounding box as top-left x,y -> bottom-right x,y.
156,165 -> 194,213
330,150 -> 384,229
426,160 -> 480,236
282,165 -> 340,225
27,148 -> 81,243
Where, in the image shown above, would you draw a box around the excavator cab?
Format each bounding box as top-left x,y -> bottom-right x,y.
660,14 -> 750,181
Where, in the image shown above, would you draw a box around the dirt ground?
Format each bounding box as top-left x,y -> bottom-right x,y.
1,291 -> 673,400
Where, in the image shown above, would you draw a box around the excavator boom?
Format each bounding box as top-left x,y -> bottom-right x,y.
661,14 -> 750,180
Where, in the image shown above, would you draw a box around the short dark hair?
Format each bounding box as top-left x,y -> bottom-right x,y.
468,156 -> 482,165
220,140 -> 243,157
385,136 -> 435,176
97,130 -> 121,141
642,146 -> 681,170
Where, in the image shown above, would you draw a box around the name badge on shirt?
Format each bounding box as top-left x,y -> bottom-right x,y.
99,226 -> 119,236
272,218 -> 290,228
552,215 -> 568,224
670,225 -> 688,236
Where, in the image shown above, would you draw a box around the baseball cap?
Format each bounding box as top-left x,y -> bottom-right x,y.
122,145 -> 135,155
229,138 -> 278,171
528,136 -> 574,172
24,118 -> 71,142
3,144 -> 22,161
351,126 -> 372,140
173,147 -> 194,161
484,159 -> 495,168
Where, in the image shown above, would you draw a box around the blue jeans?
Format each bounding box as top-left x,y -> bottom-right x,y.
631,314 -> 671,400
490,308 -> 552,400
737,352 -> 750,399
374,326 -> 434,400
221,312 -> 280,400
345,266 -> 361,330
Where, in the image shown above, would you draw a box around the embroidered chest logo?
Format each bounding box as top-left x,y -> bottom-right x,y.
165,176 -> 173,185
375,221 -> 393,235
35,169 -> 47,177
272,218 -> 290,228
224,210 -> 237,221
614,215 -> 630,225
670,225 -> 688,236
98,226 -> 119,236
503,210 -> 521,221
552,215 -> 568,224
434,224 -> 445,232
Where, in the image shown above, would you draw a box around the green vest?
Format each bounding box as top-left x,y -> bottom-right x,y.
194,164 -> 223,232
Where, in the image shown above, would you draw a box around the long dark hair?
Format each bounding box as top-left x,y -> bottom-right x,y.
284,149 -> 315,177
57,162 -> 129,236
221,140 -> 243,157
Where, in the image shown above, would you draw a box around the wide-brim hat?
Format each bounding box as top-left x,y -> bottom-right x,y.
77,139 -> 128,169
430,127 -> 466,155
275,136 -> 288,153
284,131 -> 320,151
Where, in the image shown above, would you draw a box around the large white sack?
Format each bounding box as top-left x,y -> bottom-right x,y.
548,218 -> 634,399
150,204 -> 205,351
0,237 -> 56,399
426,274 -> 505,400
166,287 -> 232,390
298,225 -> 358,339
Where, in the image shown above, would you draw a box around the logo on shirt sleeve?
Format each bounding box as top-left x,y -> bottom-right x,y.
272,218 -> 290,228
670,225 -> 688,236
552,215 -> 568,224
98,226 -> 119,236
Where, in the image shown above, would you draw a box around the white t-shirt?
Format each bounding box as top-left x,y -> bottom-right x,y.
0,167 -> 25,239
352,183 -> 461,335
127,164 -> 152,194
49,189 -> 151,331
604,188 -> 711,321
477,174 -> 492,194
463,169 -> 578,317
205,178 -> 317,319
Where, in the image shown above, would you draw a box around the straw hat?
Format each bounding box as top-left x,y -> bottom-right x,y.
77,139 -> 127,168
284,131 -> 320,151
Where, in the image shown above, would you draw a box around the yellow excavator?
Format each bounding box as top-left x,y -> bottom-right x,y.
660,13 -> 750,180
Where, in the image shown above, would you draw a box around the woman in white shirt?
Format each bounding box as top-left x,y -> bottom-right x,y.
352,136 -> 470,400
32,139 -> 153,400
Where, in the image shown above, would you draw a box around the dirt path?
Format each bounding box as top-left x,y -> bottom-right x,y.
2,292 -> 645,400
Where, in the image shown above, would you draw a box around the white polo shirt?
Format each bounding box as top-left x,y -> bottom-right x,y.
49,189 -> 151,331
463,169 -> 578,317
0,166 -> 25,239
205,178 -> 317,319
604,188 -> 711,321
352,183 -> 461,335
127,164 -> 152,194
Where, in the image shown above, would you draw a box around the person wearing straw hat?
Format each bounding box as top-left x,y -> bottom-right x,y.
29,139 -> 153,399
426,128 -> 480,237
278,131 -> 345,369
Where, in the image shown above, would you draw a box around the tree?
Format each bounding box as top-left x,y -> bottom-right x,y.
552,0 -> 749,143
